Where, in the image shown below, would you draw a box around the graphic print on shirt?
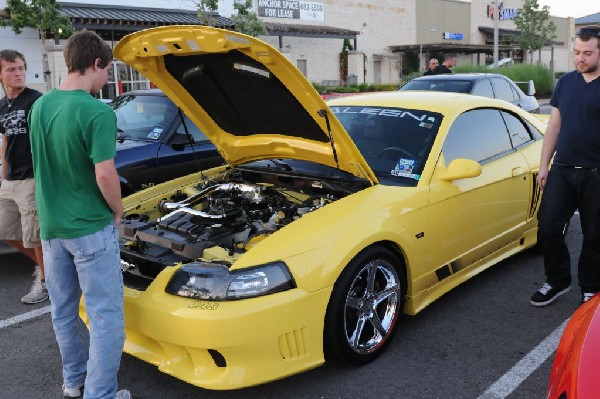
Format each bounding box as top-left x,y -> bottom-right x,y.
0,109 -> 28,136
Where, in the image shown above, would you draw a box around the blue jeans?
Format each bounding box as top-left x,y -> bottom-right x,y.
43,223 -> 124,399
538,166 -> 600,292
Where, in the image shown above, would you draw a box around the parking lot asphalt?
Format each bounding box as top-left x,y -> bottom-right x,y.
0,213 -> 584,399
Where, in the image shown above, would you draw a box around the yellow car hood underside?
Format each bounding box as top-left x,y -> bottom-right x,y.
114,25 -> 377,184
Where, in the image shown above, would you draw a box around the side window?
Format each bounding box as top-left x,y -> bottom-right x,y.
443,109 -> 513,164
471,79 -> 494,98
492,78 -> 516,103
176,116 -> 209,142
500,111 -> 532,148
524,120 -> 544,140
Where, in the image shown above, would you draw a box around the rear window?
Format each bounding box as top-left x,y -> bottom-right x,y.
401,80 -> 471,93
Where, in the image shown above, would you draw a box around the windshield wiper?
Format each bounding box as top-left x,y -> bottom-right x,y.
116,128 -> 126,143
268,159 -> 292,171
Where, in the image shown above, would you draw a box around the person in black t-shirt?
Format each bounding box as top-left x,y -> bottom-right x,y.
423,58 -> 439,75
530,26 -> 600,307
434,53 -> 456,74
0,49 -> 46,304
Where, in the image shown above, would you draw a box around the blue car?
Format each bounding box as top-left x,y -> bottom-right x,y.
111,89 -> 223,196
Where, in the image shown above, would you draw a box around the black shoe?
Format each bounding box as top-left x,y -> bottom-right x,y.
582,292 -> 597,304
530,282 -> 571,306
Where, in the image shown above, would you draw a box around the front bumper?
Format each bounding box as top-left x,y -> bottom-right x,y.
106,267 -> 332,390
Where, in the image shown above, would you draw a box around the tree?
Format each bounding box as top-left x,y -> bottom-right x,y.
0,0 -> 74,89
231,0 -> 266,37
194,0 -> 219,27
0,0 -> 73,38
191,0 -> 265,37
513,0 -> 556,64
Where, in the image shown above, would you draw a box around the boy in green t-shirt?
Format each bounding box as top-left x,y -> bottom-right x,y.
28,31 -> 131,399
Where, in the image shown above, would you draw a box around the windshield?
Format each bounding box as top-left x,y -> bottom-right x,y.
330,105 -> 442,185
111,94 -> 178,141
401,79 -> 471,94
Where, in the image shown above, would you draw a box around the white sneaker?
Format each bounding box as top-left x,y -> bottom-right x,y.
21,275 -> 49,304
63,386 -> 128,398
582,292 -> 596,304
116,389 -> 132,399
63,384 -> 83,398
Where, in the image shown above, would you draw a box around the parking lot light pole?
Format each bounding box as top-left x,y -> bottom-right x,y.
493,0 -> 499,68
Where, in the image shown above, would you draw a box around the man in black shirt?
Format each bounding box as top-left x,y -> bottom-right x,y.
530,26 -> 600,307
424,58 -> 439,75
435,53 -> 456,74
0,49 -> 46,303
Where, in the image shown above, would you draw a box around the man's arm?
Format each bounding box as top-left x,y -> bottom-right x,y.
95,158 -> 123,225
537,106 -> 561,190
1,135 -> 6,181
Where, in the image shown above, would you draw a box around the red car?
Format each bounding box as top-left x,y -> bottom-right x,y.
547,293 -> 600,398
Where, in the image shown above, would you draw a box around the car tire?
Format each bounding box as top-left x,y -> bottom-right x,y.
324,246 -> 405,364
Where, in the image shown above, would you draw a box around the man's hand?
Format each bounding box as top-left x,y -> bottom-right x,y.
537,167 -> 549,190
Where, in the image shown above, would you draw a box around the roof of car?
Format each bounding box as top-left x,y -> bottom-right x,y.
411,73 -> 508,81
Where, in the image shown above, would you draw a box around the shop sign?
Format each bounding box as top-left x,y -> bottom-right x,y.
443,32 -> 464,40
487,2 -> 518,20
300,1 -> 325,22
258,0 -> 324,22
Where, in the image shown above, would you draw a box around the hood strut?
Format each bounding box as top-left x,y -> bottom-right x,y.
318,109 -> 339,169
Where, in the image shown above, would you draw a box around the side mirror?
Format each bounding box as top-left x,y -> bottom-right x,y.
169,133 -> 193,151
527,79 -> 536,96
439,158 -> 482,181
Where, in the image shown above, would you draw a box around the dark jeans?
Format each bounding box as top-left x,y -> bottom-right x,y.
537,165 -> 600,292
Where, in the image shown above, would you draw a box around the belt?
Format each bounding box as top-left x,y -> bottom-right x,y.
555,164 -> 598,170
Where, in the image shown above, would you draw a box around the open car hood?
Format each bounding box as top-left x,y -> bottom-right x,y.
114,26 -> 377,184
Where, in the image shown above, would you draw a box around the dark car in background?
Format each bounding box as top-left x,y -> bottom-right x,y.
111,89 -> 223,196
399,73 -> 540,113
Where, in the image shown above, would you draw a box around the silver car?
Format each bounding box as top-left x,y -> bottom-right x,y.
399,73 -> 540,113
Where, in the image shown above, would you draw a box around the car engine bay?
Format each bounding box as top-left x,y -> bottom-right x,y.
119,166 -> 368,290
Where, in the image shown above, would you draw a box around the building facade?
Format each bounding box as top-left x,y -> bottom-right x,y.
0,0 -> 590,98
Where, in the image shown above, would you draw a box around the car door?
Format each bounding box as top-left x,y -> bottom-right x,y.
156,113 -> 222,183
426,108 -> 533,275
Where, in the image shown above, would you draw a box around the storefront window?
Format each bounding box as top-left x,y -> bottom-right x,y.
98,61 -> 151,100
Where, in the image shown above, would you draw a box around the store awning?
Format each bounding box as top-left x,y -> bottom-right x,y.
59,3 -> 235,41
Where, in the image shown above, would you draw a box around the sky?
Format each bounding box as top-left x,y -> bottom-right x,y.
536,0 -> 598,18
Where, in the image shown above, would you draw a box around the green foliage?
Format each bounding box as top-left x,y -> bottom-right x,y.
339,39 -> 354,83
403,51 -> 419,75
194,0 -> 265,37
195,0 -> 219,27
231,0 -> 266,37
513,0 -> 556,63
0,0 -> 74,39
313,82 -> 400,94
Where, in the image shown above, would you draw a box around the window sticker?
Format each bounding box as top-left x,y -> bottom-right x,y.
391,158 -> 420,180
147,127 -> 163,139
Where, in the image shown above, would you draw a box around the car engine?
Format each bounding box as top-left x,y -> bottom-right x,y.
119,168 -> 366,290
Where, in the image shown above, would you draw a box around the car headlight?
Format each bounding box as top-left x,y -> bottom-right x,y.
165,261 -> 296,300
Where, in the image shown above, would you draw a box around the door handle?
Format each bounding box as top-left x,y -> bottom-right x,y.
512,167 -> 524,177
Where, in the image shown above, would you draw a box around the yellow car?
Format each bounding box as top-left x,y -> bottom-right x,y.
108,26 -> 547,390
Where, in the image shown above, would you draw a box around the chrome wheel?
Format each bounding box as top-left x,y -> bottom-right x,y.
324,246 -> 404,363
344,259 -> 401,354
